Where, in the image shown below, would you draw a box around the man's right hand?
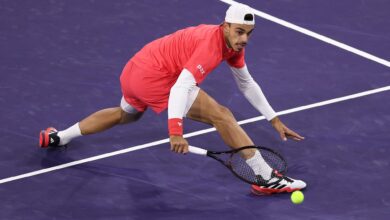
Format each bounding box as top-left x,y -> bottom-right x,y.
169,135 -> 189,154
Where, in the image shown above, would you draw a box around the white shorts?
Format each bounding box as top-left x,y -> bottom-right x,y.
120,86 -> 200,117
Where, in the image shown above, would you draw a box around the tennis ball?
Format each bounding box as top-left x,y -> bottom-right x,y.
291,191 -> 304,204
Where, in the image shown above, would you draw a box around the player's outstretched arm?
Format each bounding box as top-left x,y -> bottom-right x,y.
230,65 -> 304,142
230,65 -> 277,120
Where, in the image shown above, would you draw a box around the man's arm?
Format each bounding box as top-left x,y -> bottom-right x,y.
230,65 -> 277,121
230,65 -> 304,141
167,69 -> 197,153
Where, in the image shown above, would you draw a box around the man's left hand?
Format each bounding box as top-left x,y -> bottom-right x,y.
271,117 -> 305,141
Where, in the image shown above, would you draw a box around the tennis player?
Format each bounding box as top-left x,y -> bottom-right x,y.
39,3 -> 306,194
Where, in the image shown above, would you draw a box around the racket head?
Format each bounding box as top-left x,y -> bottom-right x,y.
207,146 -> 287,186
236,146 -> 287,173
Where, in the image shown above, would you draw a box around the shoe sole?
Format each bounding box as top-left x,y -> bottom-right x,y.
251,186 -> 301,195
39,127 -> 56,148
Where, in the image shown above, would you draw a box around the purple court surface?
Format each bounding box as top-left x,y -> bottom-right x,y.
1,0 -> 389,219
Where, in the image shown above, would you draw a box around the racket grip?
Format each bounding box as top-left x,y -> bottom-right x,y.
188,146 -> 208,156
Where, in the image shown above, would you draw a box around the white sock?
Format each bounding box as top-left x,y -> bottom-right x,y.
58,122 -> 82,145
245,150 -> 273,180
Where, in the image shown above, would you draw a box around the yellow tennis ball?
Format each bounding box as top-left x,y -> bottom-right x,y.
291,191 -> 304,204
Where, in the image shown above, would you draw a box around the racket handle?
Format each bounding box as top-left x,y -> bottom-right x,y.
188,146 -> 208,156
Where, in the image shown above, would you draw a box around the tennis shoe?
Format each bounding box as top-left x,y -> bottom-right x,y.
39,127 -> 61,148
251,170 -> 306,195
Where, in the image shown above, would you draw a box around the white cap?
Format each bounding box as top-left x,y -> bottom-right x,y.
225,3 -> 255,25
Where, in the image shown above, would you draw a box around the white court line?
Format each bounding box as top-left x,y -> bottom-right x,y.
0,85 -> 389,184
220,0 -> 390,68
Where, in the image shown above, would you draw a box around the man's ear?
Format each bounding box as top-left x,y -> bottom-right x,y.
223,22 -> 230,33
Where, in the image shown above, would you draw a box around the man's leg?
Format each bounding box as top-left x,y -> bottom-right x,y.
39,97 -> 144,147
79,107 -> 143,135
185,89 -> 274,180
186,89 -> 254,149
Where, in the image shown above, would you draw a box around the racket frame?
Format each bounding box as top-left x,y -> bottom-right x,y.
189,145 -> 287,186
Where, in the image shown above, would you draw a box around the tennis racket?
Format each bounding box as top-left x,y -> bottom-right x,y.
188,145 -> 287,186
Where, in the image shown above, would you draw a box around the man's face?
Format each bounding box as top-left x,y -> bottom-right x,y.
223,22 -> 254,52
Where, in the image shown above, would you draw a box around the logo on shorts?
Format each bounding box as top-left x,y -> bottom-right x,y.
197,64 -> 205,75
178,122 -> 182,126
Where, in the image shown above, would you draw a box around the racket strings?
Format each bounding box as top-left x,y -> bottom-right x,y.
228,147 -> 287,185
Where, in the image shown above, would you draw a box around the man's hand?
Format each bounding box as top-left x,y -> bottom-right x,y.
170,135 -> 189,154
271,117 -> 305,141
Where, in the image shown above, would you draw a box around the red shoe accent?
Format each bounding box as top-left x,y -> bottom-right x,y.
39,127 -> 57,148
39,130 -> 45,148
251,185 -> 297,195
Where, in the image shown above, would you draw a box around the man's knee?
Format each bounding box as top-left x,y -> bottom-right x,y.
212,105 -> 236,125
119,109 -> 143,124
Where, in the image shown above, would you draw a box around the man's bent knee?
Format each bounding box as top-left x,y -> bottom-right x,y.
212,105 -> 236,125
119,96 -> 144,124
119,110 -> 143,124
